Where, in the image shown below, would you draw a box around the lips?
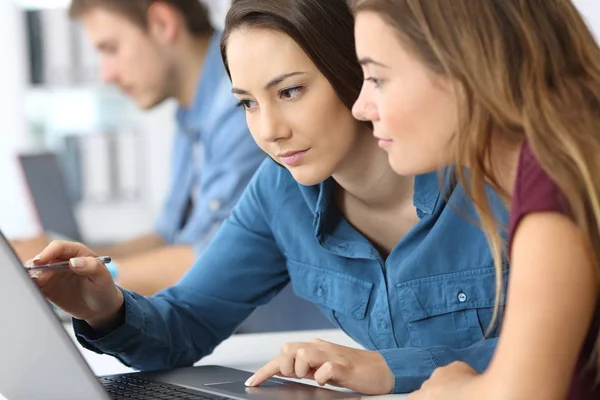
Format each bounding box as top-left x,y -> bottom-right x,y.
374,135 -> 393,149
278,149 -> 310,167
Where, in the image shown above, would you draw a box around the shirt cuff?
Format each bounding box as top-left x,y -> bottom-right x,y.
378,347 -> 438,394
73,289 -> 145,354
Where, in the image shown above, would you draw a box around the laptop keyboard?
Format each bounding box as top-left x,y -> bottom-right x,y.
100,375 -> 233,400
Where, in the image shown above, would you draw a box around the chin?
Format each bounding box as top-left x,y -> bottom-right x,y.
287,164 -> 330,187
134,95 -> 165,111
389,155 -> 433,177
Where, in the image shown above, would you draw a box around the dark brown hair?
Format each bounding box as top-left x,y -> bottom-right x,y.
220,0 -> 364,112
69,0 -> 213,37
354,0 -> 600,373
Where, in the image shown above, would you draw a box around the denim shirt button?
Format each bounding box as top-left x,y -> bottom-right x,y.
316,287 -> 325,297
209,200 -> 221,211
381,320 -> 388,329
457,292 -> 468,302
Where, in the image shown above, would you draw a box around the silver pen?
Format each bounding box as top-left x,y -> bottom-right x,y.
24,256 -> 112,272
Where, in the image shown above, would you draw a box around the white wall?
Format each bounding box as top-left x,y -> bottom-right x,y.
0,4 -> 178,242
574,0 -> 600,39
204,0 -> 228,29
0,1 -> 38,238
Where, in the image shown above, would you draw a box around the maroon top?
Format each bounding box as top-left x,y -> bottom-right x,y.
509,141 -> 599,400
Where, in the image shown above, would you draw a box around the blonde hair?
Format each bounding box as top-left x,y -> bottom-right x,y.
353,0 -> 600,372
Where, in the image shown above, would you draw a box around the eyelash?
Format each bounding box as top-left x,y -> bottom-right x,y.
365,77 -> 383,88
236,86 -> 306,111
279,86 -> 305,100
236,99 -> 256,111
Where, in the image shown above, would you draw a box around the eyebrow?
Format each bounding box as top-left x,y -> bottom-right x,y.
231,71 -> 307,95
358,57 -> 390,68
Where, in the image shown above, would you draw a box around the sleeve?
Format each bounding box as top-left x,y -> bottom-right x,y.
73,161 -> 288,371
379,337 -> 498,393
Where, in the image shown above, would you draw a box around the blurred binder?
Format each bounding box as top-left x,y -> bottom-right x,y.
25,10 -> 44,85
40,8 -> 75,85
80,133 -> 112,202
115,131 -> 141,201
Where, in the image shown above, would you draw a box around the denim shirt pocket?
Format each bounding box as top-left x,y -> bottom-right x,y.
397,267 -> 507,349
287,259 -> 375,347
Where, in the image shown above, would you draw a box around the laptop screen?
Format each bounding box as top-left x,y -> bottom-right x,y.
18,152 -> 83,242
0,231 -> 107,400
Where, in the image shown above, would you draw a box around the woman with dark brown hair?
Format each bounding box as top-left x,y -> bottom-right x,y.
31,0 -> 507,395
351,0 -> 600,398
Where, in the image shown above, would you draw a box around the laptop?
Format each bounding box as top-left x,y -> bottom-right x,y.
0,231 -> 360,400
18,152 -> 87,243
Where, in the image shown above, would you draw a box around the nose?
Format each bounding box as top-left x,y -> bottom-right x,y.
352,85 -> 379,122
100,58 -> 118,84
259,107 -> 291,143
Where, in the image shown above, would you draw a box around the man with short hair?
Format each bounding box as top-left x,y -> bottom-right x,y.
15,0 -> 265,296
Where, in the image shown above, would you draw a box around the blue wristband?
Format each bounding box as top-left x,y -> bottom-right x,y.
105,260 -> 119,280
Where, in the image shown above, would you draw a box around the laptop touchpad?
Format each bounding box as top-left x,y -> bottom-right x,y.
207,380 -> 358,399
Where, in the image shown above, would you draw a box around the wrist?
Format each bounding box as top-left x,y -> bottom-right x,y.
87,287 -> 125,333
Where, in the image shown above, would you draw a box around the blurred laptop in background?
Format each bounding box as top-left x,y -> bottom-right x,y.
17,151 -> 103,246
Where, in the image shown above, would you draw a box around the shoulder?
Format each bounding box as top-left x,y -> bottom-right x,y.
509,142 -> 570,242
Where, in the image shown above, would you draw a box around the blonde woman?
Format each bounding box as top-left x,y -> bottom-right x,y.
351,0 -> 600,399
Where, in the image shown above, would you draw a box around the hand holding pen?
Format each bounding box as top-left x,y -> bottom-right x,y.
28,241 -> 124,327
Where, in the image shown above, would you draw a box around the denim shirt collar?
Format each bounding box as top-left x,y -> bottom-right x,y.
413,171 -> 442,215
176,31 -> 224,135
312,171 -> 442,238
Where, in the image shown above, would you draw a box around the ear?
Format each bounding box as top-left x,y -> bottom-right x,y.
146,2 -> 182,44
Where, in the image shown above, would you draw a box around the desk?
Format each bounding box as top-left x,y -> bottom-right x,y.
62,324 -> 408,399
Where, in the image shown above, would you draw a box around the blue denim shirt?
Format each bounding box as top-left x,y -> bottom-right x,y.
75,160 -> 508,394
154,31 -> 265,254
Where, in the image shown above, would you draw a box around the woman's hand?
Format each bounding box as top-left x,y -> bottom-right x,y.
246,338 -> 395,395
29,240 -> 124,330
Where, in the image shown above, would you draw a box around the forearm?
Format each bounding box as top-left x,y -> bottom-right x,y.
73,222 -> 288,372
74,288 -> 243,371
114,245 -> 196,296
92,233 -> 166,259
74,162 -> 288,373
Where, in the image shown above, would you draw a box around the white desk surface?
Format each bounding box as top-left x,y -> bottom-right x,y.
62,323 -> 408,400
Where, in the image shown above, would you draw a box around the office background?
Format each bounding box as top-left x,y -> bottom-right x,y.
0,0 -> 598,242
0,1 -> 228,243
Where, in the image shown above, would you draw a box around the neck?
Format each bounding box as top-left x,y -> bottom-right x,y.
173,34 -> 211,108
332,126 -> 415,210
488,134 -> 524,208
